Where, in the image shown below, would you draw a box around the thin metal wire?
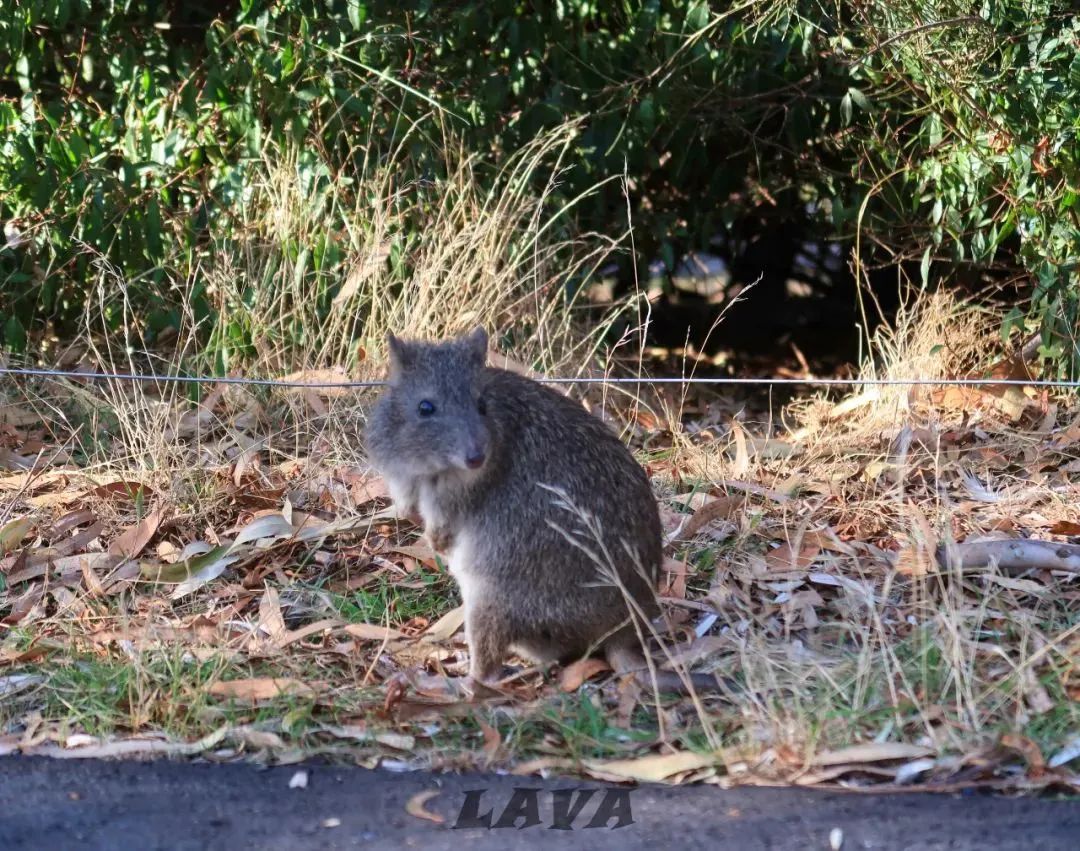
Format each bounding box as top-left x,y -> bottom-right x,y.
2,365 -> 1079,389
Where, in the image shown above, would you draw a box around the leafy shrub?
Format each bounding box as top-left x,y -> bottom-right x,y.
834,1 -> 1080,376
1,1 -> 1077,374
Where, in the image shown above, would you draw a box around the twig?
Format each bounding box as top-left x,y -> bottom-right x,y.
939,539 -> 1080,575
851,16 -> 991,64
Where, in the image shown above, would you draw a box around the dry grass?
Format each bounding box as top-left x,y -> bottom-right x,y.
639,292 -> 1080,787
3,210 -> 1079,791
193,122 -> 627,378
29,121 -> 636,523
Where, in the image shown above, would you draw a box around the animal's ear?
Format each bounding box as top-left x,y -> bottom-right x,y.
464,326 -> 488,365
386,333 -> 413,378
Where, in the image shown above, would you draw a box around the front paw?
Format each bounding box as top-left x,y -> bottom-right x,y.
427,527 -> 454,552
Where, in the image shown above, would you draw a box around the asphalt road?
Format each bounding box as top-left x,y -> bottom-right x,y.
1,756 -> 1078,850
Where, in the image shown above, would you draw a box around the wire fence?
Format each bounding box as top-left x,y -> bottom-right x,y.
2,365 -> 1080,390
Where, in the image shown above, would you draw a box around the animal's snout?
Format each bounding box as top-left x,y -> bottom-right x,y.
465,448 -> 487,469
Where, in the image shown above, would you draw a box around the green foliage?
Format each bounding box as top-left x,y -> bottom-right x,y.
1,1 -> 1077,374
836,1 -> 1080,376
0,0 -> 429,349
0,2 -> 842,351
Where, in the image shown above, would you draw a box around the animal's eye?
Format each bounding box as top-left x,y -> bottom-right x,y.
418,400 -> 436,417
477,397 -> 487,416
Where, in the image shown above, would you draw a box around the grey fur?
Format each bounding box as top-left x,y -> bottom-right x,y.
365,327 -> 663,684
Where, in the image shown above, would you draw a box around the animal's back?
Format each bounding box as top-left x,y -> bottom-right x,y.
459,368 -> 662,660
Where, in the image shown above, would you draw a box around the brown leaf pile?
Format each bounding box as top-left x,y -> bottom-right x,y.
1,370 -> 1079,792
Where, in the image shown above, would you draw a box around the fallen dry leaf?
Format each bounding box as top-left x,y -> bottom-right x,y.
1049,736 -> 1080,769
391,543 -> 440,567
259,586 -> 288,646
584,749 -> 716,782
348,473 -> 390,505
510,757 -> 577,776
54,520 -> 104,557
0,516 -> 33,554
677,495 -> 745,541
0,405 -> 40,428
764,541 -> 821,573
1001,733 -> 1047,776
280,618 -> 339,647
0,469 -> 72,493
405,790 -> 444,825
342,623 -> 406,642
24,490 -> 88,509
422,605 -> 465,642
8,552 -> 124,586
79,556 -> 106,596
984,574 -> 1046,595
165,546 -> 238,599
48,508 -> 96,539
278,367 -> 353,398
318,724 -> 415,751
930,385 -> 1027,421
21,727 -> 231,760
730,418 -> 750,476
559,657 -> 610,691
661,556 -> 689,598
811,742 -> 934,767
109,507 -> 165,558
1,583 -> 44,626
235,728 -> 287,750
87,481 -> 154,503
1050,422 -> 1080,450
208,678 -> 317,701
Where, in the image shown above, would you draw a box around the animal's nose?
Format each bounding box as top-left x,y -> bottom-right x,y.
465,449 -> 486,469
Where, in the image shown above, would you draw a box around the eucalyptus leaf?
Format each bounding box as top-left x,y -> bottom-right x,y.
142,544 -> 230,584
169,549 -> 242,599
0,516 -> 34,555
230,514 -> 297,549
